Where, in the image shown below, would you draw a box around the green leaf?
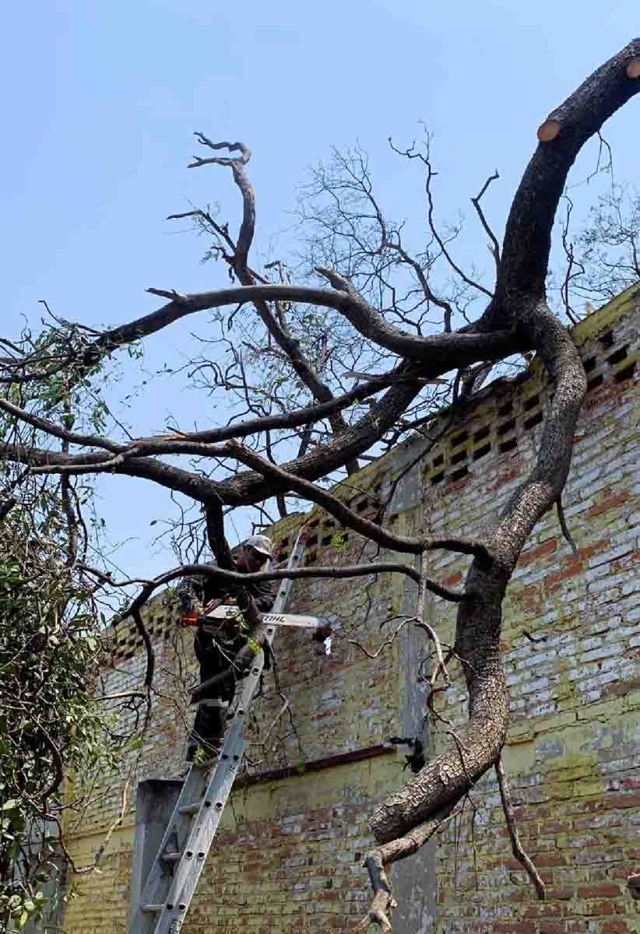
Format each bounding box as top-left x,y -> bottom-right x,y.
246,638 -> 261,656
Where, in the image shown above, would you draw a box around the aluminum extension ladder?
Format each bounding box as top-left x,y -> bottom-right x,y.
128,529 -> 308,934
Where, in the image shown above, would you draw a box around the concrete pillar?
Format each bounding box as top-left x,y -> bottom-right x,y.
388,449 -> 438,933
128,779 -> 183,926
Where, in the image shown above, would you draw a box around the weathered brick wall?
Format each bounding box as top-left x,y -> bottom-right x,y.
62,492 -> 414,932
419,284 -> 640,932
244,491 -> 418,770
60,285 -> 640,933
60,757 -> 401,933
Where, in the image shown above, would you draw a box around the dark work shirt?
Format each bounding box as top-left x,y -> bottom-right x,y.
177,564 -> 276,615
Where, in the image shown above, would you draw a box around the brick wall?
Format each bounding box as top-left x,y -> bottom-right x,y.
420,284 -> 640,933
60,284 -> 640,933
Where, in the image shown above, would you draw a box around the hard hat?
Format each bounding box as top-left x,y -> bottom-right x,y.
244,534 -> 274,559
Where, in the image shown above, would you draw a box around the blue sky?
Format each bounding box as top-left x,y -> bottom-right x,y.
2,1 -> 638,578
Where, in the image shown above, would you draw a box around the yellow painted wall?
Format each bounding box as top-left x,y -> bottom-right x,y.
61,285 -> 640,933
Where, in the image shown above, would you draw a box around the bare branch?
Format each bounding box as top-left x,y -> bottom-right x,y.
362,804 -> 458,930
184,138 -> 361,472
131,607 -> 154,689
496,758 -> 545,899
77,283 -> 519,368
415,621 -> 451,689
188,133 -> 251,166
349,617 -> 413,659
226,439 -> 490,574
556,496 -> 579,556
471,171 -> 501,276
389,136 -> 494,299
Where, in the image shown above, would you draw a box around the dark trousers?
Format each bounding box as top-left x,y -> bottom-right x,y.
188,625 -> 243,758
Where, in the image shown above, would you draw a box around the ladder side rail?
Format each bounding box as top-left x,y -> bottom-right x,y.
137,526 -> 306,934
271,530 -> 307,613
151,626 -> 276,934
129,767 -> 211,933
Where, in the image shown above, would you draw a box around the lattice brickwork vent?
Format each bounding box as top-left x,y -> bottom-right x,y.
111,608 -> 175,661
275,482 -> 383,566
424,324 -> 638,490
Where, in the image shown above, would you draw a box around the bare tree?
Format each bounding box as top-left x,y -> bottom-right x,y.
570,182 -> 640,303
1,39 -> 640,929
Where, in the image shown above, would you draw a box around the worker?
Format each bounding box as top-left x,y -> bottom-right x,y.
177,535 -> 276,761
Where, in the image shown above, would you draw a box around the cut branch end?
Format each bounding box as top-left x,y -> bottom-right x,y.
537,119 -> 561,143
627,59 -> 640,78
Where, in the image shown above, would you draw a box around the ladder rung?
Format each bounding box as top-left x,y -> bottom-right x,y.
130,529 -> 308,934
179,802 -> 201,815
161,851 -> 182,863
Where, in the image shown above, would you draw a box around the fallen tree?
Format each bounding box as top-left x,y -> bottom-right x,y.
1,38 -> 639,929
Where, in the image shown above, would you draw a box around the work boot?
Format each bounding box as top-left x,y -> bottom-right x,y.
186,736 -> 222,764
186,700 -> 227,762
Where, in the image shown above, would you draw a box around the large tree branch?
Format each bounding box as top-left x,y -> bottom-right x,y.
494,38 -> 640,312
84,283 -> 519,369
0,442 -> 222,502
227,439 -> 491,566
1,369 -> 408,454
189,134 -> 360,473
204,500 -> 235,571
121,559 -> 450,623
0,378 -> 420,505
369,306 -> 586,851
362,804 -> 457,931
0,372 -> 420,504
367,36 -> 639,862
216,376 -> 422,504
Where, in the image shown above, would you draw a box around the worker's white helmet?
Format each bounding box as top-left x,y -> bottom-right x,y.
245,534 -> 274,559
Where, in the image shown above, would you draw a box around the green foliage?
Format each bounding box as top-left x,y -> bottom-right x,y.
0,503 -> 119,931
0,888 -> 47,931
330,531 -> 349,554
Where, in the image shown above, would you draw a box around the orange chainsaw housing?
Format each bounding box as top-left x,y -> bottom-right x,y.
180,597 -> 236,628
